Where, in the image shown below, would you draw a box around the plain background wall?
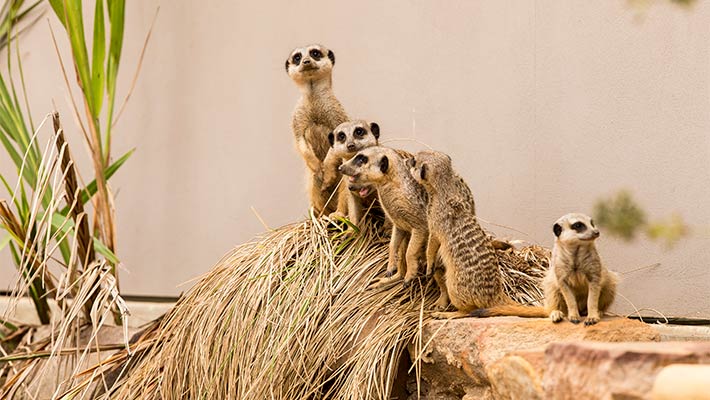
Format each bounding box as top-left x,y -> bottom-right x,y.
1,1 -> 709,318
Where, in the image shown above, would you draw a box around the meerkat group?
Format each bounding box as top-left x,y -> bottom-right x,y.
286,44 -> 619,324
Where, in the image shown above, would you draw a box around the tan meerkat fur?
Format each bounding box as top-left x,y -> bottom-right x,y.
339,146 -> 425,287
409,151 -> 548,319
322,120 -> 381,225
543,213 -> 619,325
286,44 -> 348,214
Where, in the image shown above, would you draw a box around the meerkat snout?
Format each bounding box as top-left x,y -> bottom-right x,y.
553,214 -> 600,242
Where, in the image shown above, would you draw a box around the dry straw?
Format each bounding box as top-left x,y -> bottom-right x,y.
62,213 -> 549,400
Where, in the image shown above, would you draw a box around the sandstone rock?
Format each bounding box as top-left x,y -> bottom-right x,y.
410,317 -> 659,399
652,364 -> 710,400
543,341 -> 710,400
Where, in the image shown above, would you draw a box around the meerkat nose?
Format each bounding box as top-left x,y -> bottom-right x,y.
592,230 -> 600,238
347,144 -> 356,151
302,59 -> 311,64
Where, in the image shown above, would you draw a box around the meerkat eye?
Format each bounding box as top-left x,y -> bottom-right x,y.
590,219 -> 596,227
571,222 -> 586,232
354,127 -> 365,137
337,132 -> 346,141
309,49 -> 322,60
354,154 -> 368,166
292,53 -> 302,64
407,158 -> 416,168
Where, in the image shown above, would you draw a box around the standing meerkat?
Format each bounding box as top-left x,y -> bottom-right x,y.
544,213 -> 619,325
286,44 -> 349,214
409,151 -> 548,318
339,146 -> 425,287
322,120 -> 381,225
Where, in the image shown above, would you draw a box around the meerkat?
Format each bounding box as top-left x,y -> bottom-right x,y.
286,44 -> 349,214
470,214 -> 619,324
543,213 -> 619,325
339,146 -> 426,287
321,120 -> 381,225
409,151 -> 549,318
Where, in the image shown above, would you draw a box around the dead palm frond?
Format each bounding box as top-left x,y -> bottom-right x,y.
60,215 -> 549,400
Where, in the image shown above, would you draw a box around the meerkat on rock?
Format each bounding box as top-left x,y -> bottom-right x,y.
339,146 -> 425,287
544,213 -> 619,325
409,151 -> 548,319
322,120 -> 381,225
471,213 -> 618,325
286,44 -> 348,214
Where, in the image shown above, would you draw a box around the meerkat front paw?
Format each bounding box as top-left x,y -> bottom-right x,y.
568,314 -> 582,324
434,296 -> 449,311
584,316 -> 600,326
550,310 -> 565,323
402,273 -> 418,289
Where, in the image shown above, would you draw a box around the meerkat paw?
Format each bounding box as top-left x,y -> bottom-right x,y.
402,274 -> 419,289
568,315 -> 582,324
550,310 -> 565,323
384,267 -> 398,278
584,315 -> 600,326
434,296 -> 449,311
367,274 -> 402,290
431,311 -> 468,320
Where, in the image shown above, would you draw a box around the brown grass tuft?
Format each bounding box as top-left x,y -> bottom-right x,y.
63,215 -> 549,399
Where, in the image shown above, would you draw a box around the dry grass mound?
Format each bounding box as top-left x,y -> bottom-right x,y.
81,216 -> 549,399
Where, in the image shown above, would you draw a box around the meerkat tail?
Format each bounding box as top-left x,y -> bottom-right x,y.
469,304 -> 547,318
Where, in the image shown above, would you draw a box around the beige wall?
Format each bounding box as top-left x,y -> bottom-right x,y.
1,1 -> 709,318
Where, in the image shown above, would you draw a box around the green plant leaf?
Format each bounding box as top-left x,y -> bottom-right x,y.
94,236 -> 119,264
91,0 -> 105,116
104,0 -> 125,159
58,147 -> 134,216
0,233 -> 11,252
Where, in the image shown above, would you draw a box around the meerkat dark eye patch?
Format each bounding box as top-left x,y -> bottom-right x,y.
590,219 -> 596,228
284,59 -> 290,72
379,155 -> 389,174
327,50 -> 335,65
328,132 -> 335,147
571,222 -> 586,232
292,52 -> 302,65
309,49 -> 323,60
337,132 -> 346,142
354,127 -> 365,137
420,164 -> 427,180
406,158 -> 415,168
553,223 -> 562,237
370,122 -> 380,139
354,154 -> 368,166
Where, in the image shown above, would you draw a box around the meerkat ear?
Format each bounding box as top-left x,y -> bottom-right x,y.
284,59 -> 290,73
328,50 -> 335,65
420,164 -> 427,180
328,132 -> 335,147
379,155 -> 389,174
553,223 -> 562,237
370,122 -> 380,139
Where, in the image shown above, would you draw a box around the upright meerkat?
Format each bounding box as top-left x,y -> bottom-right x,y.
544,213 -> 619,325
286,44 -> 348,214
339,146 -> 426,287
471,213 -> 619,324
322,120 -> 381,225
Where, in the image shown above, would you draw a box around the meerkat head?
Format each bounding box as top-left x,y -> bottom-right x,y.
285,44 -> 336,85
553,213 -> 600,244
407,150 -> 453,192
328,120 -> 380,159
339,146 -> 397,196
